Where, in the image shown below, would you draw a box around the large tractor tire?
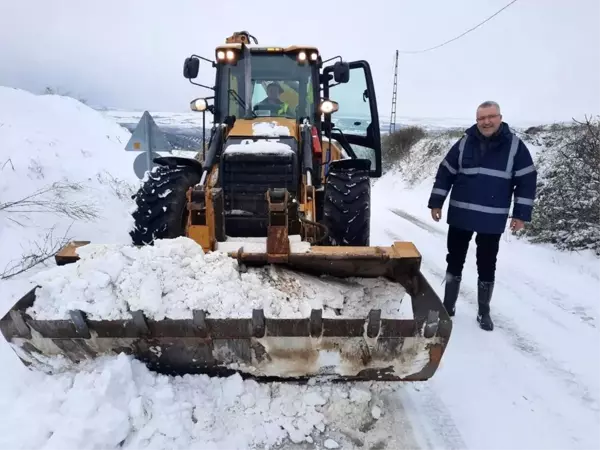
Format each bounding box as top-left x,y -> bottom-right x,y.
130,165 -> 201,245
322,160 -> 371,247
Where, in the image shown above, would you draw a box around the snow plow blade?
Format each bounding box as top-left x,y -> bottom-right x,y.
1,241 -> 452,382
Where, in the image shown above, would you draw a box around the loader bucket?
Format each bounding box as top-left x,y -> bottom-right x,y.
0,241 -> 452,382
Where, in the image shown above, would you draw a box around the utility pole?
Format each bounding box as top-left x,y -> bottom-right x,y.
389,50 -> 398,134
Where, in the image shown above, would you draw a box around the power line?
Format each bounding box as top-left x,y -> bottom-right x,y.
398,0 -> 518,54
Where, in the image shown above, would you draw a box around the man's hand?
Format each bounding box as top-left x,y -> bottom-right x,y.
431,208 -> 442,222
510,218 -> 525,232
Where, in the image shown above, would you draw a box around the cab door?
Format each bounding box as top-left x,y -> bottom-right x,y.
322,60 -> 382,177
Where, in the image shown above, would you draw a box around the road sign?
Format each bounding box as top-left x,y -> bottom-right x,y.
125,110 -> 173,177
133,151 -> 161,179
125,111 -> 173,152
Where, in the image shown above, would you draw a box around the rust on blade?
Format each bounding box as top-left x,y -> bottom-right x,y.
266,189 -> 290,263
1,270 -> 452,382
54,240 -> 90,266
186,185 -> 216,252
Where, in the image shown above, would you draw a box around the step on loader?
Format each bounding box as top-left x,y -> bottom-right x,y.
0,31 -> 452,382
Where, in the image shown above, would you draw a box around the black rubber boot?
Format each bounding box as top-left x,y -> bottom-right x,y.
477,280 -> 494,331
443,273 -> 461,317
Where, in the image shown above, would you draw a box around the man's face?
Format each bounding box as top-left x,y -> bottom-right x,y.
476,106 -> 502,137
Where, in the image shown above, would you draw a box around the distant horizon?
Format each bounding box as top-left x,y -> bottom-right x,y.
100,104 -> 574,130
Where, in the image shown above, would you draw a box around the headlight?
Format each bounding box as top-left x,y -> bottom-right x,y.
297,51 -> 307,62
190,98 -> 208,112
310,52 -> 318,61
319,100 -> 339,114
216,50 -> 226,60
226,50 -> 235,61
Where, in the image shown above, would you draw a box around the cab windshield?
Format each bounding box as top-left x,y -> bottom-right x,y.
216,53 -> 316,120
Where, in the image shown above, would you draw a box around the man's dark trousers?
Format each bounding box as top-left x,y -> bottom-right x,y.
446,226 -> 502,282
442,226 -> 500,330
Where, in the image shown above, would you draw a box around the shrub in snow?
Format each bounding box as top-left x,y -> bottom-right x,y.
522,117 -> 600,255
381,126 -> 426,170
384,128 -> 462,185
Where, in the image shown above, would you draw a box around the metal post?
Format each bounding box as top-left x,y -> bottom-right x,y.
202,111 -> 206,161
145,115 -> 152,174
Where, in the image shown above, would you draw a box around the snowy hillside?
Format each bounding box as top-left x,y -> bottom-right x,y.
0,87 -> 140,303
0,87 -> 598,449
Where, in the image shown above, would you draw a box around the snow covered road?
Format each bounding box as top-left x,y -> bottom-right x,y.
370,177 -> 600,450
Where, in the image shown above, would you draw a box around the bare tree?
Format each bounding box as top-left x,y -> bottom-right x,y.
0,181 -> 99,221
1,225 -> 73,279
1,181 -> 100,278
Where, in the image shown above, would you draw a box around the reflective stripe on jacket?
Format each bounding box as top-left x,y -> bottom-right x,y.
428,122 -> 537,234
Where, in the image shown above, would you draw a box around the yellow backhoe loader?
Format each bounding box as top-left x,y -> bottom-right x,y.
0,31 -> 452,382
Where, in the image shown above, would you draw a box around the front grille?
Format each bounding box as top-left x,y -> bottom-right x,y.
221,152 -> 298,236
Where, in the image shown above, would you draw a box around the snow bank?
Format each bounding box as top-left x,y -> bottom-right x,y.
27,237 -> 407,320
0,86 -> 139,292
0,352 -> 395,450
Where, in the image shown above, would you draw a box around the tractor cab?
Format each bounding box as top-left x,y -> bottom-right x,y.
214,45 -> 320,123
183,32 -> 382,178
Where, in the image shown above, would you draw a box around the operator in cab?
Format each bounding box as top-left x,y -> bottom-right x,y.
253,82 -> 290,116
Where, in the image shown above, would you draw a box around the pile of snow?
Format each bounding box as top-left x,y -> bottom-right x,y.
27,237 -> 407,320
224,139 -> 294,155
0,352 -> 395,450
252,120 -> 291,137
0,86 -> 140,298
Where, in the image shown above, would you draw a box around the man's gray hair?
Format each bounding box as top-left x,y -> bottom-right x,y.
478,101 -> 501,113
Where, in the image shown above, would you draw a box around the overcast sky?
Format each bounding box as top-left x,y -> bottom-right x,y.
0,0 -> 598,126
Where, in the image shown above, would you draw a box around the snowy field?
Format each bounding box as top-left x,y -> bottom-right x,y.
102,109 -> 204,130
0,87 -> 598,449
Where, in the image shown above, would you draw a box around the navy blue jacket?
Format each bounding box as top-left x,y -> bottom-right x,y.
428,122 -> 537,234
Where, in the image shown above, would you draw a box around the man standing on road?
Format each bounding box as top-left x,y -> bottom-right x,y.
427,101 -> 537,331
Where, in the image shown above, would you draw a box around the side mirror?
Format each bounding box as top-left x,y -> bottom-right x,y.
183,57 -> 200,79
333,61 -> 350,83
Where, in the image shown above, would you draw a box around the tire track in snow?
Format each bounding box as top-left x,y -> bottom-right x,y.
389,208 -> 444,236
384,220 -> 599,413
366,225 -> 467,449
394,383 -> 467,450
